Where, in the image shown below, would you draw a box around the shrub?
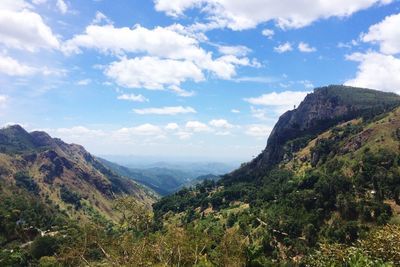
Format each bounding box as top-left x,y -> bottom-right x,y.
31,236 -> 59,259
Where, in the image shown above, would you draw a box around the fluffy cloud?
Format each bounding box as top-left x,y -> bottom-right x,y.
168,85 -> 195,97
56,0 -> 68,14
362,13 -> 400,55
218,45 -> 251,57
133,106 -> 196,115
209,119 -> 234,129
0,0 -> 31,11
64,23 -> 256,90
298,42 -> 316,53
245,124 -> 273,137
105,57 -> 204,90
0,55 -> 36,76
165,122 -> 179,130
117,94 -> 149,102
274,42 -> 292,53
185,120 -> 212,132
245,91 -> 309,107
62,24 -> 203,59
0,2 -> 59,52
345,52 -> 400,92
0,54 -> 64,77
154,0 -> 392,30
114,124 -> 163,137
262,29 -> 274,38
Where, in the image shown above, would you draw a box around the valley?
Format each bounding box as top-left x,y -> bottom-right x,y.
1,86 -> 400,266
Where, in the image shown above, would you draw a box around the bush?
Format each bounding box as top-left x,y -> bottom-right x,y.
38,256 -> 61,267
60,186 -> 81,209
15,172 -> 40,194
31,236 -> 59,259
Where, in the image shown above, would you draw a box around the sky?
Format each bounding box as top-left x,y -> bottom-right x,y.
0,0 -> 400,162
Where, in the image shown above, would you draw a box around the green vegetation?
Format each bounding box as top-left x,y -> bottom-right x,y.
15,172 -> 40,194
2,86 -> 400,266
60,186 -> 82,209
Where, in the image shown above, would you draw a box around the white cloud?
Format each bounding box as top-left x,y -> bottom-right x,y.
274,42 -> 292,53
231,109 -> 240,113
345,52 -> 400,92
234,76 -> 276,83
0,55 -> 36,76
0,4 -> 59,52
262,28 -> 274,38
218,45 -> 251,57
168,85 -> 195,97
56,0 -> 68,14
105,57 -> 204,90
117,94 -> 149,102
49,126 -> 106,141
154,0 -> 392,30
245,124 -> 273,137
0,0 -> 31,11
133,106 -> 196,115
63,23 -> 257,89
76,79 -> 91,86
209,119 -> 234,129
244,91 -> 309,107
92,11 -> 112,25
165,122 -> 179,130
114,124 -> 163,137
298,42 -> 316,53
362,13 -> 400,55
0,54 -> 62,77
185,120 -> 212,132
298,80 -> 314,89
62,24 -> 203,58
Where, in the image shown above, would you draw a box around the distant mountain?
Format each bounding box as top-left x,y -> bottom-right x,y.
0,125 -> 156,223
98,158 -> 190,195
180,173 -> 220,189
98,158 -> 235,195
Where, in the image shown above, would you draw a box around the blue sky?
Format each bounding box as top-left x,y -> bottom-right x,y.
0,0 -> 400,162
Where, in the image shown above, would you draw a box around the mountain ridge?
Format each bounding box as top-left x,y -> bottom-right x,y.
227,85 -> 400,182
0,125 -> 156,222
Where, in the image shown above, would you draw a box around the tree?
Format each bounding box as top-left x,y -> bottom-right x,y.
114,197 -> 153,234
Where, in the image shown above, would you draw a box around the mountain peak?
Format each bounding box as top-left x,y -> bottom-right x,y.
228,85 -> 400,181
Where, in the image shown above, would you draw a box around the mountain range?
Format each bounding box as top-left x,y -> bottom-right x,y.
2,85 -> 400,266
0,125 -> 156,224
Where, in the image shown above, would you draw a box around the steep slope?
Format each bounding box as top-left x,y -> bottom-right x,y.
153,86 -> 400,265
0,125 -> 156,223
228,85 -> 400,182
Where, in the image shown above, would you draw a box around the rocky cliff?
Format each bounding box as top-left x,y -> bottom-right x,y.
227,85 -> 400,182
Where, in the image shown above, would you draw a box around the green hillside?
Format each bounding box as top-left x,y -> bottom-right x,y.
0,126 -> 157,266
153,86 -> 400,266
3,86 -> 400,266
